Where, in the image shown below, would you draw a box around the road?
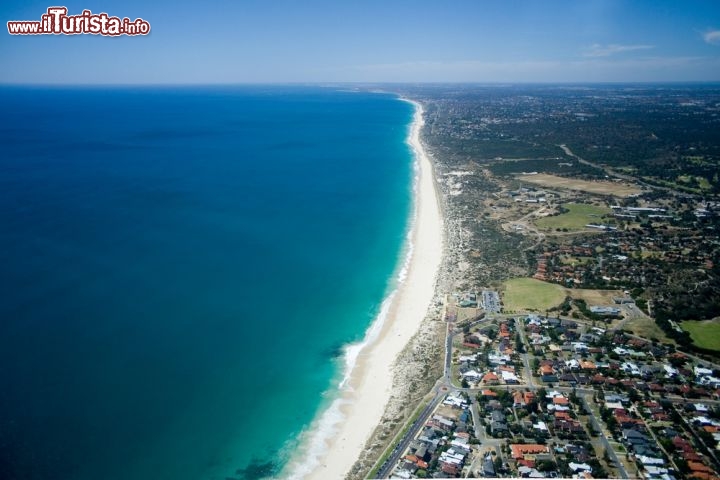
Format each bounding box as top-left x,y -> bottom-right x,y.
375,388 -> 446,479
580,393 -> 630,479
501,205 -> 547,251
375,314 -> 459,478
558,143 -> 700,199
515,317 -> 538,389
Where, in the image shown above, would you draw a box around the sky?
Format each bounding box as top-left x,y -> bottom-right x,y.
1,0 -> 720,84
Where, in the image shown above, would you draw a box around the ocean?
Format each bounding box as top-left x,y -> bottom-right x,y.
0,86 -> 415,480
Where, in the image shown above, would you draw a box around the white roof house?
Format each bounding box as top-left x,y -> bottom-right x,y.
569,462 -> 592,472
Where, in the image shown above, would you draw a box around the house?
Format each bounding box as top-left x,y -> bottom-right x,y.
623,429 -> 648,444
579,360 -> 596,370
443,392 -> 468,408
482,454 -> 496,477
501,370 -> 519,384
590,306 -> 621,316
605,394 -> 629,404
533,421 -> 549,433
638,456 -> 665,466
430,414 -> 454,431
482,371 -> 499,385
510,444 -> 549,460
441,462 -> 460,476
569,462 -> 593,473
462,369 -> 482,381
566,359 -> 580,370
491,421 -> 508,435
490,411 -> 505,423
518,466 -> 544,478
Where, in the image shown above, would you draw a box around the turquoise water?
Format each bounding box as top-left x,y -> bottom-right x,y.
0,87 -> 414,479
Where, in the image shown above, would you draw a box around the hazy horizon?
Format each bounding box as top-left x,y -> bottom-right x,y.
2,0 -> 719,84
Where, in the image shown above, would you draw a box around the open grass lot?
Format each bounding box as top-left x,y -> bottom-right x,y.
535,203 -> 612,231
516,173 -> 642,197
625,315 -> 672,343
502,277 -> 566,312
681,319 -> 720,351
559,255 -> 593,266
564,288 -> 623,305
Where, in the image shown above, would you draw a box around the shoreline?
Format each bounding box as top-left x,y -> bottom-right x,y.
281,99 -> 443,479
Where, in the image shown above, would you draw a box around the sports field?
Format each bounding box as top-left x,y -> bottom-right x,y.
535,203 -> 611,231
502,278 -> 566,312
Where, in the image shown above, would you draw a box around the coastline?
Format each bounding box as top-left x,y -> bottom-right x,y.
282,99 -> 443,479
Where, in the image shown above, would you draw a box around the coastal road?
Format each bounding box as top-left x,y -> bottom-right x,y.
377,318 -> 457,478
376,305 -> 481,478
375,389 -> 445,479
444,322 -> 453,381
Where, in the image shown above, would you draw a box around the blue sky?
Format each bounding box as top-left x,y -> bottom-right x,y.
2,0 -> 719,83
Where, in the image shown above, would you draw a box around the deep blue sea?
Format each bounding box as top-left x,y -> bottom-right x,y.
0,87 -> 414,480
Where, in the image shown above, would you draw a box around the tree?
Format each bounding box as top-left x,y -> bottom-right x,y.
569,388 -> 579,405
536,460 -> 556,472
493,455 -> 503,473
537,387 -> 547,400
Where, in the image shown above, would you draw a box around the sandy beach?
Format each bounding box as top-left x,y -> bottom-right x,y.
293,100 -> 443,479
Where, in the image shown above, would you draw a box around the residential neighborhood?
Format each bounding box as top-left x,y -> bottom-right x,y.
380,306 -> 720,480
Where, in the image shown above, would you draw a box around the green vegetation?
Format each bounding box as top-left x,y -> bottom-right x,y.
560,256 -> 593,266
502,277 -> 566,312
681,320 -> 720,351
624,316 -> 672,344
535,203 -> 612,231
488,157 -> 602,178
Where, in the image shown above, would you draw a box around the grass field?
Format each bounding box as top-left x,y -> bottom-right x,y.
624,316 -> 672,343
502,278 -> 566,312
535,203 -> 612,231
516,173 -> 642,197
681,320 -> 720,351
560,255 -> 593,266
564,288 -> 623,305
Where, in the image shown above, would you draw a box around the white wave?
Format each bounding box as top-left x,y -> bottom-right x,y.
277,98 -> 423,480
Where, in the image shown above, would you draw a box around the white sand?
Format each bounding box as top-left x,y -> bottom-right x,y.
294,100 -> 443,479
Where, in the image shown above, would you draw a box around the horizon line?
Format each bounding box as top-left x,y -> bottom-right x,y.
2,80 -> 720,87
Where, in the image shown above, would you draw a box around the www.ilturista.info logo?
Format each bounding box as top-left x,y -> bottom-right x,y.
7,7 -> 150,36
